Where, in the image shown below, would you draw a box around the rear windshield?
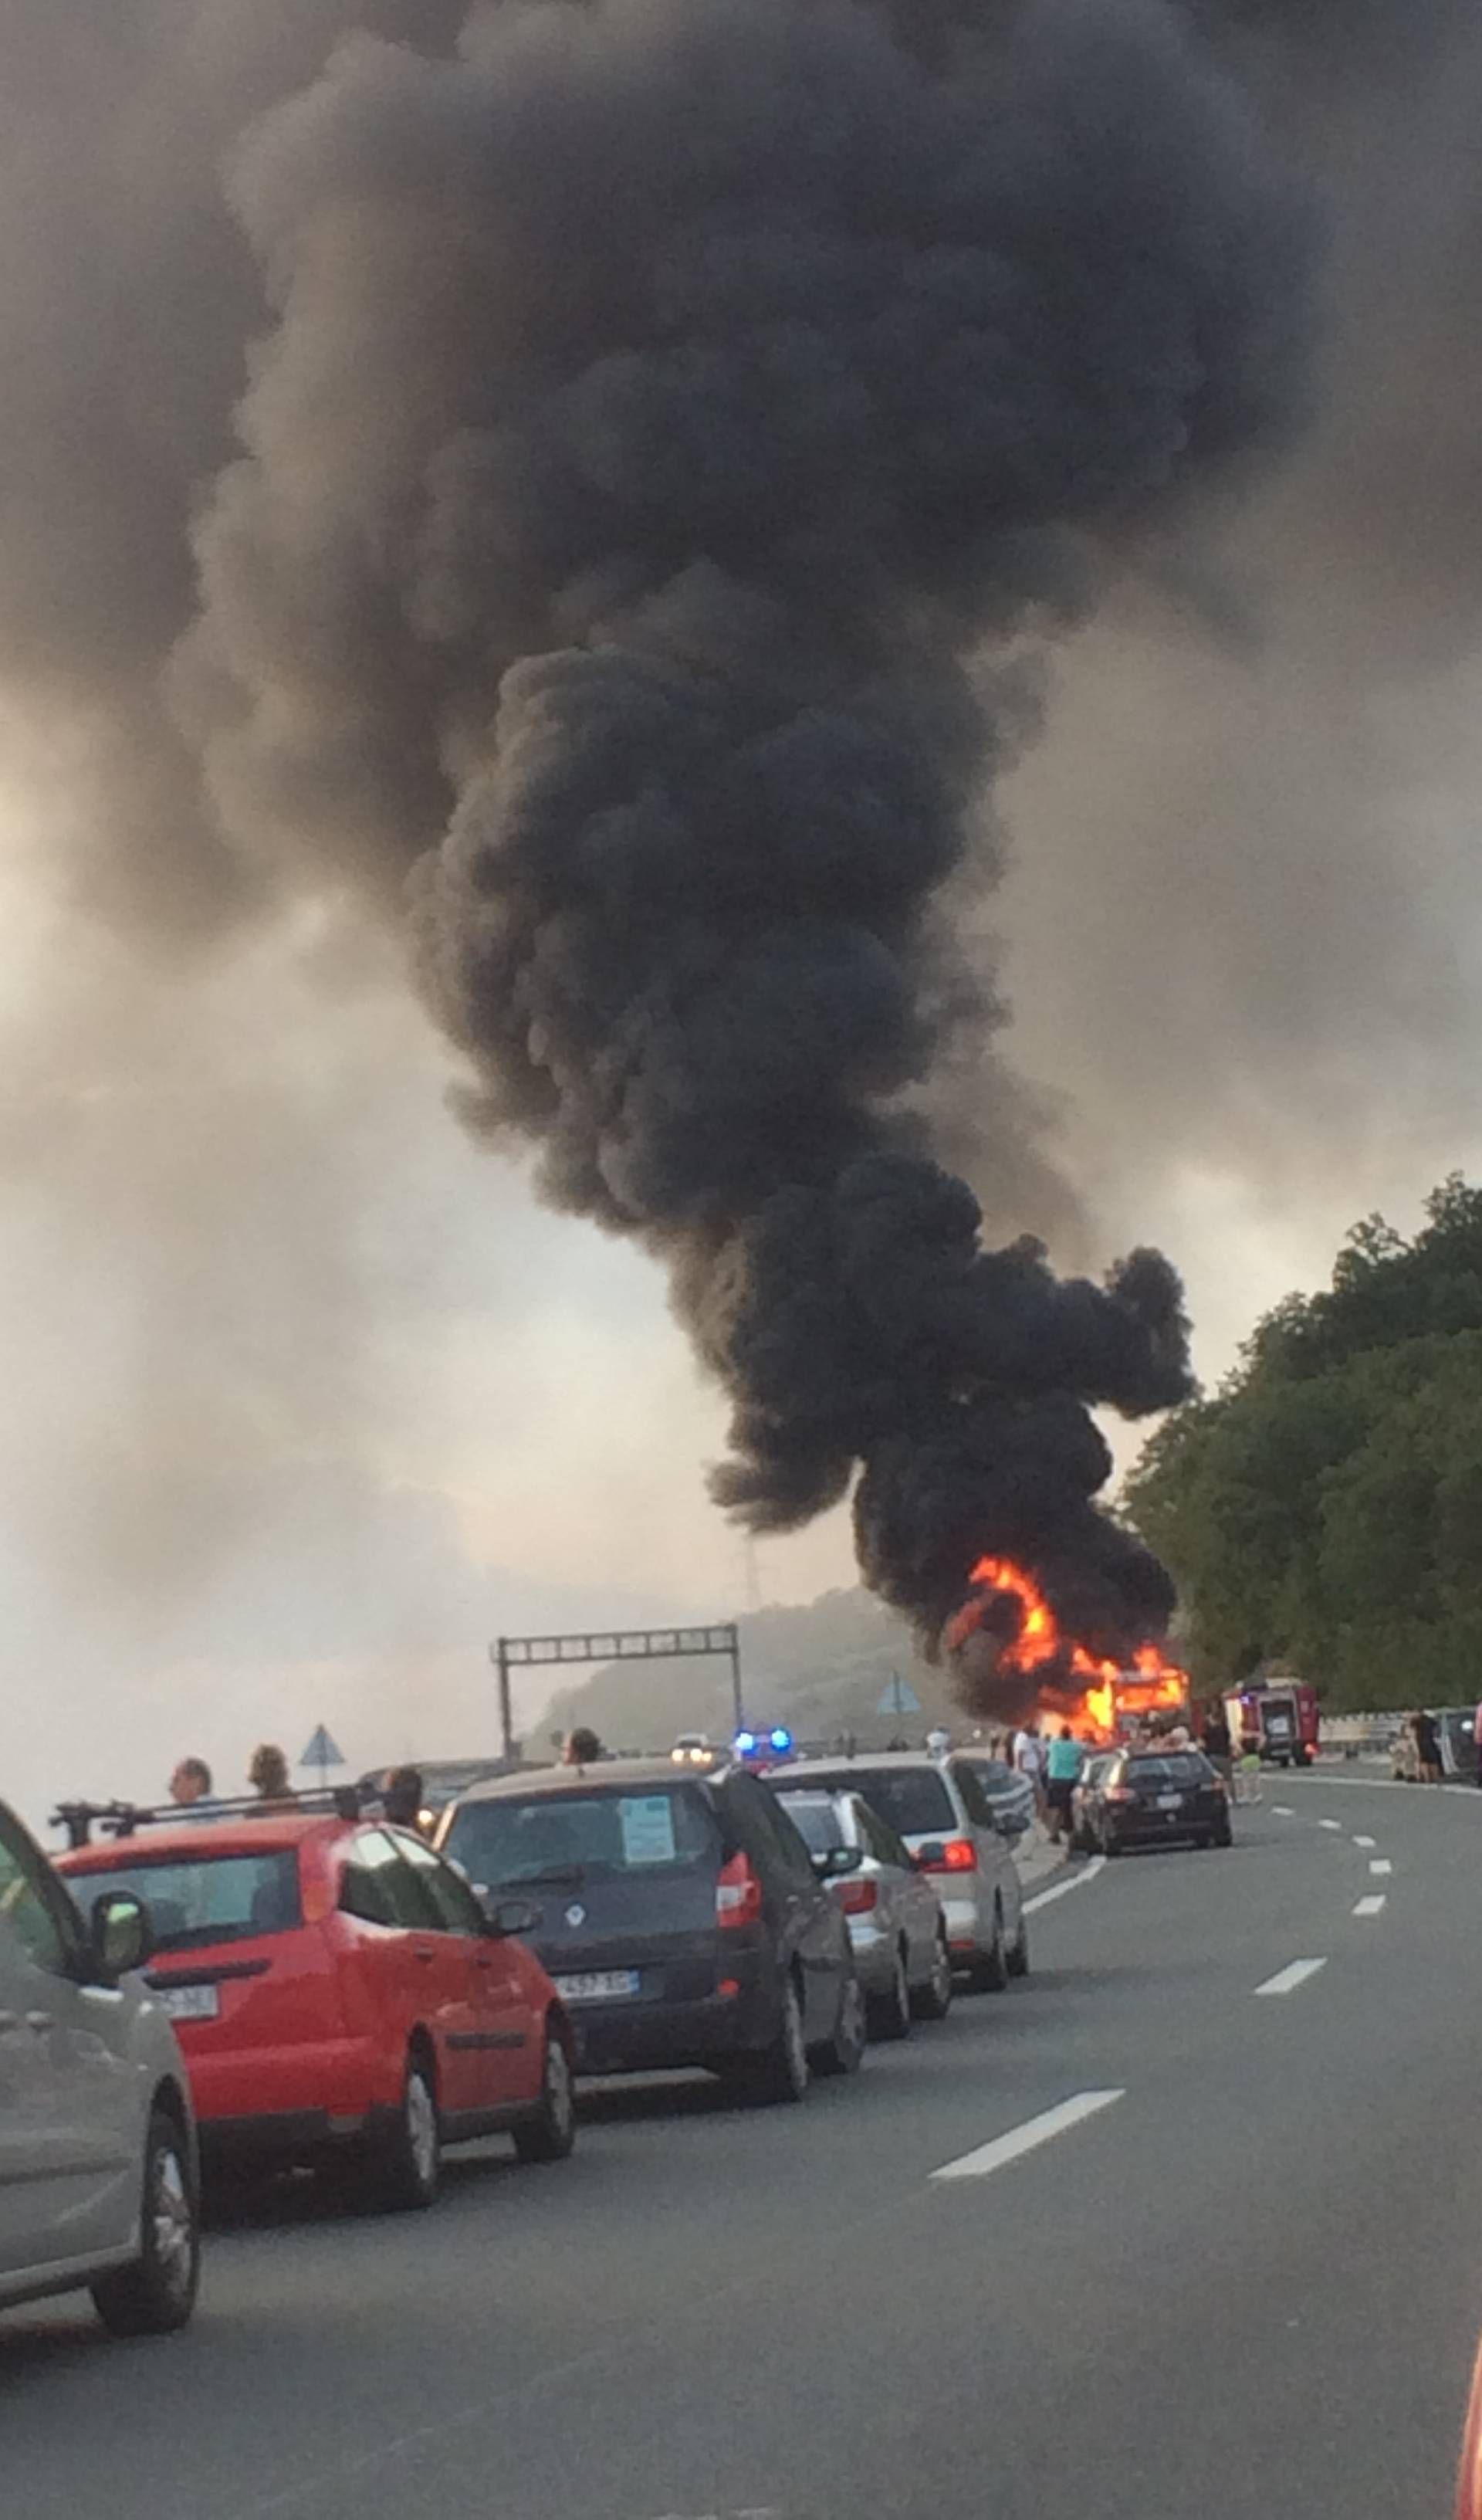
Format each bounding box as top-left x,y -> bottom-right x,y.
445,1786 -> 721,1888
776,1797 -> 847,1854
72,1850 -> 302,1950
792,1768 -> 954,1837
1123,1755 -> 1213,1785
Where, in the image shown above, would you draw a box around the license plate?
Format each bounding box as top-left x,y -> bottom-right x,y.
1156,1793 -> 1184,1811
155,1983 -> 219,2022
553,1970 -> 641,2002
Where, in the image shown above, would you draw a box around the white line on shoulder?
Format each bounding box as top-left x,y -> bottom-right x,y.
1023,1854 -> 1106,1914
931,2089 -> 1125,2183
1254,1957 -> 1328,1997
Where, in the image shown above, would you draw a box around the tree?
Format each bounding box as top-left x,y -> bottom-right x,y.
1124,1181 -> 1482,1709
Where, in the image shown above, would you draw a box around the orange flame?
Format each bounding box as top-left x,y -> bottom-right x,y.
950,1553 -> 1188,1743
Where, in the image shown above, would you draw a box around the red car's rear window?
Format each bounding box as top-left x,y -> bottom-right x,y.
68,1848 -> 302,1952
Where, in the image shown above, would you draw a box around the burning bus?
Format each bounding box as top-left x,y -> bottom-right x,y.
946,1557 -> 1190,1746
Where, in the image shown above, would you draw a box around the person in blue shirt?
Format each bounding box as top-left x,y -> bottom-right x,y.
1044,1726 -> 1084,1844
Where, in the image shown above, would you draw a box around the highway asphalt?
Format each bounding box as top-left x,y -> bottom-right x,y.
7,1770 -> 1481,2518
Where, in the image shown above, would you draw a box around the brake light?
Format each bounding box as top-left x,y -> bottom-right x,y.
919,1837 -> 977,1873
716,1851 -> 764,1928
838,1877 -> 878,1914
1105,1786 -> 1137,1803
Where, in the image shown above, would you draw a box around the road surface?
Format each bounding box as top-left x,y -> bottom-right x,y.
7,1773 -> 1480,2518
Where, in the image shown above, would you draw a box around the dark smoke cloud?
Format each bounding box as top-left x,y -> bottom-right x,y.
158,0 -> 1303,1657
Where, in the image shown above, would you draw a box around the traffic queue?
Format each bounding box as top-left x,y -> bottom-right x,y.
0,1719 -> 1239,2343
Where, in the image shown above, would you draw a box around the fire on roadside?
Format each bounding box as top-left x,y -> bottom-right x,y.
945,1555 -> 1189,1742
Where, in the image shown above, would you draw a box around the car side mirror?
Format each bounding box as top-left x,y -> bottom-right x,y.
485,1895 -> 542,1939
810,1847 -> 864,1879
913,1842 -> 945,1871
90,1891 -> 153,1982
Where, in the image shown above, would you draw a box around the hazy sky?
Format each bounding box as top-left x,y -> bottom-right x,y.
3,0 -> 1481,1825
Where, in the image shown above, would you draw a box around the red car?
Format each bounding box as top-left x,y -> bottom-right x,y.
56,1810 -> 575,2207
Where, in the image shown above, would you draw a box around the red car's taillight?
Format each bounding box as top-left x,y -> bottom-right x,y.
838,1876 -> 878,1915
919,1837 -> 977,1873
716,1851 -> 764,1928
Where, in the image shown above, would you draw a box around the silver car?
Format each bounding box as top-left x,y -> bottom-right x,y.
777,1789 -> 953,2037
779,1753 -> 1028,1991
0,1797 -> 200,2334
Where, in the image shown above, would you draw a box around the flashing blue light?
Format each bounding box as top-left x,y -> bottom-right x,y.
733,1729 -> 757,1754
769,1726 -> 793,1753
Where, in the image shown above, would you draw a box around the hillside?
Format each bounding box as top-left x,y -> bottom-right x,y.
539,1586 -> 961,1754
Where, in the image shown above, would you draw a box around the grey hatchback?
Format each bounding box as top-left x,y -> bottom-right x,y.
0,1798 -> 200,2334
775,1788 -> 953,2037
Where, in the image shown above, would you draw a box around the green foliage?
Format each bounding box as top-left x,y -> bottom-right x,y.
1124,1179 -> 1482,1709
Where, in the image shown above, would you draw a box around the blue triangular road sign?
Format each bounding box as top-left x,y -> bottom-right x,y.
299,1723 -> 346,1770
877,1672 -> 922,1717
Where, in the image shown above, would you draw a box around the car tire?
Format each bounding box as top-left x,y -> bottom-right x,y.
374,2051 -> 442,2210
745,1972 -> 810,2105
1214,1824 -> 1233,1848
513,2024 -> 577,2163
868,1946 -> 912,2042
1007,1912 -> 1030,1979
911,1929 -> 954,2022
1101,1830 -> 1122,1859
973,1902 -> 1010,1992
813,1969 -> 867,2077
92,2105 -> 200,2337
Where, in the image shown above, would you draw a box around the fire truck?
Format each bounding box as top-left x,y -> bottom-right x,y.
1222,1679 -> 1320,1768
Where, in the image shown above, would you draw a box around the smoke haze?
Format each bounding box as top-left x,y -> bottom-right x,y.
0,0 -> 1477,1794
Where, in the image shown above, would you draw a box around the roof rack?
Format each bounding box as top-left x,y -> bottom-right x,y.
50,1787 -> 365,1851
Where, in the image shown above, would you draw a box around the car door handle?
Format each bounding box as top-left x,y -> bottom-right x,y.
413,1947 -> 438,1964
25,2011 -> 53,2033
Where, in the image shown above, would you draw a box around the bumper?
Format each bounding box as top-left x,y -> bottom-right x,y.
935,1888 -> 989,1957
844,1919 -> 902,1996
198,2104 -> 394,2166
186,2036 -> 398,2129
1105,1808 -> 1227,1849
566,1982 -> 777,2075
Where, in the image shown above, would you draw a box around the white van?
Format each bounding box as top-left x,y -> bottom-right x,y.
0,1798 -> 199,2334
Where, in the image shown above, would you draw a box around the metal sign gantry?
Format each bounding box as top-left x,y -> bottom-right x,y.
491,1622 -> 743,1758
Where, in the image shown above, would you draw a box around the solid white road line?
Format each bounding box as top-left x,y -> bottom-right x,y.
1273,1805 -> 1294,1817
1319,1819 -> 1343,1831
931,2090 -> 1125,2183
1353,1834 -> 1376,1848
1370,1858 -> 1393,1876
1352,1895 -> 1387,1917
1254,1958 -> 1328,1997
1023,1855 -> 1105,1915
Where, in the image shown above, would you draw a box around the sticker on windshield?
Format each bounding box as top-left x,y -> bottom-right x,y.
618,1796 -> 678,1866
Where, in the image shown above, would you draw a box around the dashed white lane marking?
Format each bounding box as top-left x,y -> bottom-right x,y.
1023,1854 -> 1105,1914
931,2089 -> 1125,2182
1319,1818 -> 1343,1831
1273,1805 -> 1294,1817
1353,1895 -> 1387,1917
1255,1958 -> 1328,1997
1353,1834 -> 1376,1848
1369,1858 -> 1393,1876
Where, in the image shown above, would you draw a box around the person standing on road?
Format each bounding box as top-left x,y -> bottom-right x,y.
247,1743 -> 298,1810
1044,1726 -> 1081,1844
382,1766 -> 426,1831
1013,1722 -> 1046,1823
1413,1707 -> 1442,1784
168,1756 -> 215,1814
562,1726 -> 604,1767
1200,1706 -> 1233,1785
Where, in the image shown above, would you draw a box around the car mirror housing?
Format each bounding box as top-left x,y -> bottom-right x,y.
810,1847 -> 864,1879
486,1895 -> 542,1939
90,1890 -> 153,1982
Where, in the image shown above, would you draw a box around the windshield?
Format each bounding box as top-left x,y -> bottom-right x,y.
776,1796 -> 848,1854
792,1768 -> 955,1837
73,1849 -> 302,1950
444,1786 -> 721,1886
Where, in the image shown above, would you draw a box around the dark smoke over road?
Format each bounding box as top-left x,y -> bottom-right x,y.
182,0 -> 1301,1656
2,0 -> 1314,1670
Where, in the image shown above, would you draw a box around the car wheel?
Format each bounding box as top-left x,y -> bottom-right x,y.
973,1902 -> 1010,1992
868,1946 -> 912,2042
513,2024 -> 577,2163
744,1971 -> 810,2105
814,1969 -> 867,2076
912,1929 -> 954,2022
1214,1824 -> 1233,1848
374,2051 -> 442,2210
1007,1912 -> 1030,1979
1101,1829 -> 1122,1859
92,2106 -> 200,2337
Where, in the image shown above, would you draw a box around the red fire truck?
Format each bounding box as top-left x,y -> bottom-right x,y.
1223,1679 -> 1320,1768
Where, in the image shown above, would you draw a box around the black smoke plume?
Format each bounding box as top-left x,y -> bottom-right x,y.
173,0 -> 1302,1672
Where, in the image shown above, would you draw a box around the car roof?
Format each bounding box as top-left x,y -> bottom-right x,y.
56,1814 -> 350,1870
448,1757 -> 724,1806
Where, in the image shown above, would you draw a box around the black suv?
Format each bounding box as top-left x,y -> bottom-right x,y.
436,1759 -> 864,2102
1094,1749 -> 1233,1855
